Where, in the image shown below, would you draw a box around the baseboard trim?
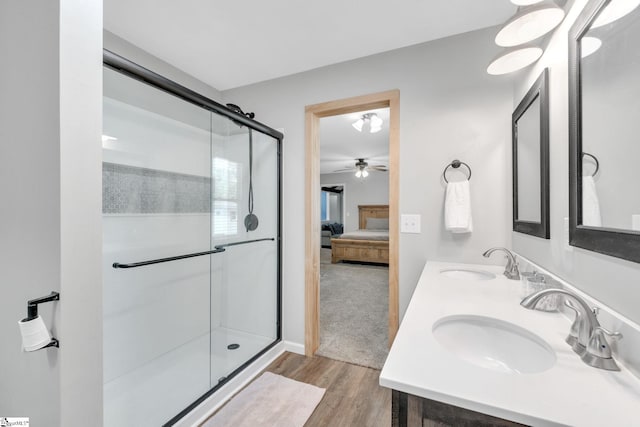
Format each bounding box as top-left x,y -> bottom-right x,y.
175,341 -> 286,427
284,340 -> 305,355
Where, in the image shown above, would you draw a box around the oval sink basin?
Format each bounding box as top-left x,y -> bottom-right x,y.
432,315 -> 556,374
439,269 -> 496,281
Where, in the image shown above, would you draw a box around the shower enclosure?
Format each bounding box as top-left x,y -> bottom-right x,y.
102,52 -> 281,426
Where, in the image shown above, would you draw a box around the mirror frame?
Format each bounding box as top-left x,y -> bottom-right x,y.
569,0 -> 640,263
512,68 -> 550,239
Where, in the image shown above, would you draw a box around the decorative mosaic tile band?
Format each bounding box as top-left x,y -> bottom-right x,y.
103,162 -> 211,214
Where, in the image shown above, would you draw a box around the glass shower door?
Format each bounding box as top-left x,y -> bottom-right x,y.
102,67 -> 214,426
209,119 -> 279,384
102,53 -> 281,426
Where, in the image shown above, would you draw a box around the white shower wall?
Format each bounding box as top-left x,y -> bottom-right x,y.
103,76 -> 213,385
211,132 -> 278,340
103,214 -> 211,383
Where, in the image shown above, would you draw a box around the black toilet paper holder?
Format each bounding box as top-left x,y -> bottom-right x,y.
24,291 -> 60,321
41,338 -> 59,349
24,291 -> 60,349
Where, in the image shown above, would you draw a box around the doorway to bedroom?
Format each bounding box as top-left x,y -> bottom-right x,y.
304,90 -> 400,369
317,109 -> 390,368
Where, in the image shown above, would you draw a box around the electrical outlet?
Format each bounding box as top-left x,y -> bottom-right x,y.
401,214 -> 421,233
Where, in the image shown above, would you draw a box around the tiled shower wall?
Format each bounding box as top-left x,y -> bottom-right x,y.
102,162 -> 210,214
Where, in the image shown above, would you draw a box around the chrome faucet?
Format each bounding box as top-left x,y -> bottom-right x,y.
521,288 -> 622,371
482,247 -> 520,280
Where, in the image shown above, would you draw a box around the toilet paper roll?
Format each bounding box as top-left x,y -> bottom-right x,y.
18,315 -> 52,351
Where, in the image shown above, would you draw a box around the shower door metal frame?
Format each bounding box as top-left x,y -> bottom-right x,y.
103,49 -> 283,426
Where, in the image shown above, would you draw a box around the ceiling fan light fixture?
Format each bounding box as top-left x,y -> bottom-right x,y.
352,112 -> 383,133
362,169 -> 369,178
591,0 -> 640,28
355,169 -> 362,178
487,45 -> 543,75
369,114 -> 383,133
495,1 -> 565,47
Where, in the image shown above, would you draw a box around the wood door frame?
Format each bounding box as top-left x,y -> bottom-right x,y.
305,90 -> 400,356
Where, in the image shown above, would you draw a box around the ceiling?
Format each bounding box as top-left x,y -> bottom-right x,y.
320,108 -> 389,175
104,1 -> 516,91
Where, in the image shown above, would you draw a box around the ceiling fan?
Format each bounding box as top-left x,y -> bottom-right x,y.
334,158 -> 388,177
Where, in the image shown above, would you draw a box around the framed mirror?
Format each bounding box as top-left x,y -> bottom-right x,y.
513,68 -> 550,239
569,0 -> 640,263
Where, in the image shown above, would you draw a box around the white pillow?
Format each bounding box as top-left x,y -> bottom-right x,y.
366,218 -> 389,230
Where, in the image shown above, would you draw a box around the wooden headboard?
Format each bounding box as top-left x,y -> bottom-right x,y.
358,205 -> 389,229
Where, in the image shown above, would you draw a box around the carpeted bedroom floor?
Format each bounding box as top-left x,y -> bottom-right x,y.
316,248 -> 389,369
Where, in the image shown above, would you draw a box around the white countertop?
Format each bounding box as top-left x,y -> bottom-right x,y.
379,261 -> 640,426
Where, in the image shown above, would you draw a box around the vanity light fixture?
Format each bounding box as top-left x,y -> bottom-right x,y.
487,45 -> 543,75
581,37 -> 602,58
352,113 -> 383,133
495,1 -> 565,47
591,0 -> 640,28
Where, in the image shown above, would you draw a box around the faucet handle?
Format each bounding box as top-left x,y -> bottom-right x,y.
582,326 -> 623,372
596,326 -> 623,341
505,256 -> 520,280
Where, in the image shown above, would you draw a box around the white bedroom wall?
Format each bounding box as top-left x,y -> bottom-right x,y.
222,26 -> 513,349
321,172 -> 390,232
512,0 -> 640,325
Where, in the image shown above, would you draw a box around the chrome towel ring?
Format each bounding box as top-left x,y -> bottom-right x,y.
443,159 -> 472,183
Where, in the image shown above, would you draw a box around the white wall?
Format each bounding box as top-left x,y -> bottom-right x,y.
222,27 -> 513,348
0,2 -> 62,423
104,31 -> 222,101
321,172 -> 389,232
0,1 -> 103,425
59,1 -> 104,424
512,0 -> 640,324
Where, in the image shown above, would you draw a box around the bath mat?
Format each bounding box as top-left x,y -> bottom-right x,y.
201,372 -> 325,427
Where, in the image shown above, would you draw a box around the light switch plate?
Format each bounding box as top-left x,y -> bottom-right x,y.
401,214 -> 421,233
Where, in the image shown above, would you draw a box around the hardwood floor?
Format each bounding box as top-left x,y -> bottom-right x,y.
204,351 -> 522,427
264,352 -> 391,427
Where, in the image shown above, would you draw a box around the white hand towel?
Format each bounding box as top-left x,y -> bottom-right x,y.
582,176 -> 602,227
445,180 -> 473,233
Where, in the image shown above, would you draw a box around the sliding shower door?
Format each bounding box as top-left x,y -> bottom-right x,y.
209,122 -> 279,384
102,60 -> 280,426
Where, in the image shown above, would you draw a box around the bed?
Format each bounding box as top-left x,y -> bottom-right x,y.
331,205 -> 389,264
